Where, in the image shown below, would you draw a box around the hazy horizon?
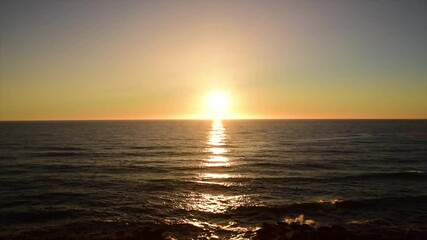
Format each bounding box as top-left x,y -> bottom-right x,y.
1,117 -> 426,122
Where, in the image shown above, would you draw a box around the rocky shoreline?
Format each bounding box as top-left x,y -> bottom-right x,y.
3,221 -> 425,240
255,222 -> 383,240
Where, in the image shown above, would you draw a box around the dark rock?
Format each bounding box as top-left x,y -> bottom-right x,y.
132,226 -> 165,240
256,222 -> 385,240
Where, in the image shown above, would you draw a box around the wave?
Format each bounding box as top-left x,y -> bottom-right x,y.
243,161 -> 339,170
341,171 -> 427,181
29,151 -> 87,157
0,163 -> 173,175
229,195 -> 427,216
128,146 -> 175,150
0,155 -> 18,160
31,146 -> 89,151
0,208 -> 85,226
178,170 -> 427,183
28,150 -> 206,158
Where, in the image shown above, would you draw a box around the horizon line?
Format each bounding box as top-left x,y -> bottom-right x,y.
1,118 -> 426,122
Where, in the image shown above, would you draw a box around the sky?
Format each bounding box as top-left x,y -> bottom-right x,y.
1,0 -> 426,120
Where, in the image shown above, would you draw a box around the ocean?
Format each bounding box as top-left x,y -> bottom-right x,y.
0,120 -> 426,239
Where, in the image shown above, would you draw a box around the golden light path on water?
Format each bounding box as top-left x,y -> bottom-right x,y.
205,119 -> 230,168
180,120 -> 255,239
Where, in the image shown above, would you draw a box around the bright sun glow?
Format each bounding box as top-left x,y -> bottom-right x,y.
207,91 -> 228,119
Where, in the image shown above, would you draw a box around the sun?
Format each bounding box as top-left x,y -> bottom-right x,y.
207,91 -> 228,119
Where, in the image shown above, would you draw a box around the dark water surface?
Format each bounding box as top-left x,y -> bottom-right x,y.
1,120 -> 426,239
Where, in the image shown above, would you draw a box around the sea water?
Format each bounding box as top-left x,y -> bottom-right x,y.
0,120 -> 426,239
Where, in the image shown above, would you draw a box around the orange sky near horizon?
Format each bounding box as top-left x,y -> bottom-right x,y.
1,1 -> 426,120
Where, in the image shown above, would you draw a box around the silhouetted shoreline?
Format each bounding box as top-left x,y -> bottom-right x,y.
2,221 -> 425,240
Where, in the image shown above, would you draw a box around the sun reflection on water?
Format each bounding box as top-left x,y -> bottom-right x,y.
200,172 -> 233,179
186,193 -> 250,214
196,120 -> 248,208
205,120 -> 229,168
189,120 -> 248,210
178,120 -> 253,239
